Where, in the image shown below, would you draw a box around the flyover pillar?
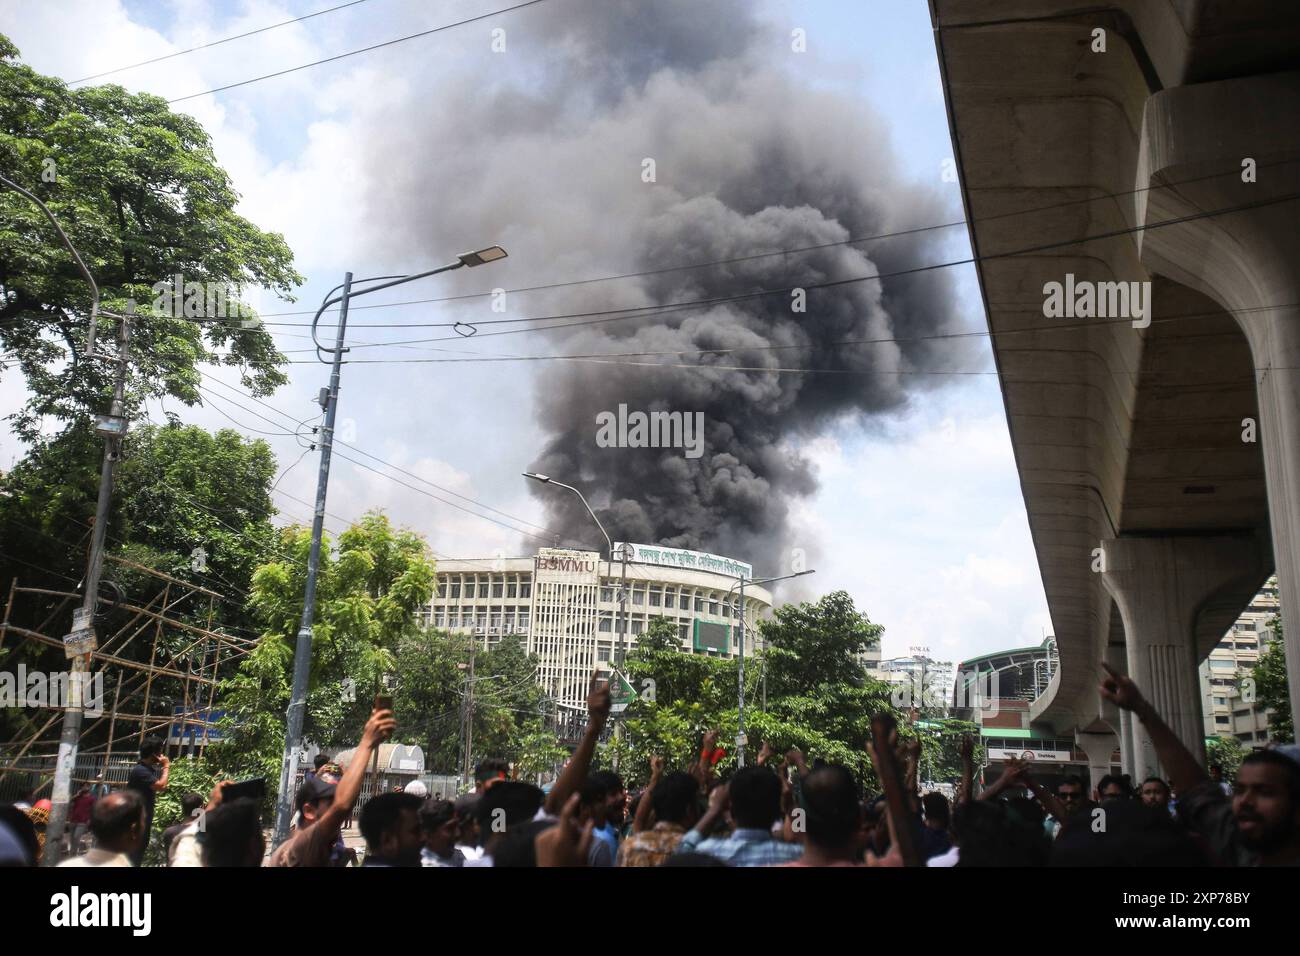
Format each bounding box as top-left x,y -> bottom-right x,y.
1074,731 -> 1118,794
1099,536 -> 1263,781
1137,71 -> 1300,738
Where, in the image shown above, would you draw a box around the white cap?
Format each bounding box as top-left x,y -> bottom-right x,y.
404,780 -> 429,798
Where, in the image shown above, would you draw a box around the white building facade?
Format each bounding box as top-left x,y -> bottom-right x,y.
422,545 -> 773,710
1200,577 -> 1281,745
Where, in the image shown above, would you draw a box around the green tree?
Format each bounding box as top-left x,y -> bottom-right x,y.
0,423 -> 279,748
755,590 -> 895,782
915,717 -> 984,785
1206,735 -> 1248,779
611,596 -> 900,788
0,34 -> 301,445
1253,613 -> 1292,743
392,628 -> 562,780
211,512 -> 436,778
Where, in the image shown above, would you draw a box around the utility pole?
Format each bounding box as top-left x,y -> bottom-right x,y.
0,172 -> 125,866
269,248 -> 505,839
615,543 -> 629,670
44,314 -> 130,865
272,272 -> 353,847
737,573 -> 747,768
463,643 -> 476,788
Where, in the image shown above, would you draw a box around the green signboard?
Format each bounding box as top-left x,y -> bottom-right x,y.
693,619 -> 730,652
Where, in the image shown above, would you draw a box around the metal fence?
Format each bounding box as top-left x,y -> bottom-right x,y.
0,750 -> 136,803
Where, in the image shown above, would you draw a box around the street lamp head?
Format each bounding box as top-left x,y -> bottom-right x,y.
522,472 -> 551,484
458,246 -> 508,268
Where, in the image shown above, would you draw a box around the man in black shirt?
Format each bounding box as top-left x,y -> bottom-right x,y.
126,736 -> 169,865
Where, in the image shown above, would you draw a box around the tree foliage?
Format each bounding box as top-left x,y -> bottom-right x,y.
611,592 -> 901,788
0,33 -> 301,445
211,512 -> 436,776
1253,613 -> 1292,743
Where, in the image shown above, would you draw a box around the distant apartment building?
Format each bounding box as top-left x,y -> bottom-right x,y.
1200,577 -> 1280,746
874,653 -> 958,711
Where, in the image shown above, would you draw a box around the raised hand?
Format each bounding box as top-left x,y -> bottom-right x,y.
1099,662 -> 1146,713
536,793 -> 594,867
362,707 -> 397,748
587,672 -> 612,725
959,734 -> 974,762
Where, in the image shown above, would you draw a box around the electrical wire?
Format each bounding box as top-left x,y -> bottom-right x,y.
167,0 -> 553,103
68,0 -> 378,84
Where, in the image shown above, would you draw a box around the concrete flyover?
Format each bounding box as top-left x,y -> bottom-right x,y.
931,0 -> 1300,783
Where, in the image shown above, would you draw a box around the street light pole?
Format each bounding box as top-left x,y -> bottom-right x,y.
726,569 -> 815,768
521,473 -> 626,767
45,313 -> 130,865
520,472 -> 616,663
0,173 -> 132,866
273,247 -> 508,847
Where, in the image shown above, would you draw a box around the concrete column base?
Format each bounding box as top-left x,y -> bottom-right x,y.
1100,535 -> 1265,780
1075,731 -> 1118,794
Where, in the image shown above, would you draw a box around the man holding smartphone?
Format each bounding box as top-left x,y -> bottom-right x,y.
268,705 -> 395,867
126,736 -> 169,865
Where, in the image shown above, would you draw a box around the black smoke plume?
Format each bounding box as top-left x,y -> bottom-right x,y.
363,0 -> 969,562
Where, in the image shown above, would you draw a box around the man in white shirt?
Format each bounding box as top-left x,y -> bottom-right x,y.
58,790 -> 145,868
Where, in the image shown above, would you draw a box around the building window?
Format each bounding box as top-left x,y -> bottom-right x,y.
464,582 -> 477,599
631,620 -> 643,635
649,588 -> 661,607
520,583 -> 532,598
492,581 -> 504,598
709,600 -> 719,616
679,623 -> 689,643
507,580 -> 518,598
1215,716 -> 1230,724
632,589 -> 645,606
680,593 -> 690,610
601,587 -> 614,602
694,597 -> 703,612
450,582 -> 461,599
434,612 -> 446,628
599,617 -> 613,633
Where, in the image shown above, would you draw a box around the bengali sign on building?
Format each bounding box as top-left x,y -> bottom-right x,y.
616,543 -> 752,581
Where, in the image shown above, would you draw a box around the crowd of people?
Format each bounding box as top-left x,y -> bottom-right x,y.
2,662 -> 1297,868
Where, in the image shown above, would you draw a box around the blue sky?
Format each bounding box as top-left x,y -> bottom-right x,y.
0,0 -> 1051,664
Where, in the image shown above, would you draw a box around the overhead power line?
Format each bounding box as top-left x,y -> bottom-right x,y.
231,190 -> 1299,361
167,0 -> 552,103
68,0 -> 377,84
74,158 -> 1292,331
196,371 -> 587,549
